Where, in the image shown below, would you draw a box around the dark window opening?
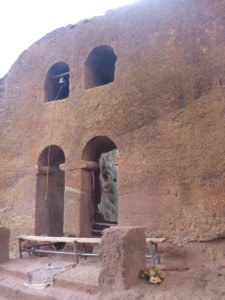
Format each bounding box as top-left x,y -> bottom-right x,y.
45,62 -> 70,102
85,45 -> 117,89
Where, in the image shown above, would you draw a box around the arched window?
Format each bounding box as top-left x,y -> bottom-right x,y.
81,136 -> 118,236
45,62 -> 70,102
35,145 -> 65,236
84,46 -> 117,89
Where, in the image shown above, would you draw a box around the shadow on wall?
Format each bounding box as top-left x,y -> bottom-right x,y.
35,145 -> 65,236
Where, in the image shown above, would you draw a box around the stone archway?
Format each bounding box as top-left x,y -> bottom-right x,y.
35,145 -> 65,236
81,136 -> 118,236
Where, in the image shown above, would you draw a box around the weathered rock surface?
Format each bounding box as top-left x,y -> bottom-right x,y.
0,0 -> 225,243
99,226 -> 146,291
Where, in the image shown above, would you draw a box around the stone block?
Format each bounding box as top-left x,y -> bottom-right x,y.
99,226 -> 146,291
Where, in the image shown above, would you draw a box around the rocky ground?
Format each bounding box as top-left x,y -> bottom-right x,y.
0,240 -> 224,300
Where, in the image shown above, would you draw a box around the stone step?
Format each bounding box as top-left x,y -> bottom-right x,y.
91,222 -> 117,236
0,272 -> 94,300
0,265 -> 25,280
0,259 -> 99,300
0,271 -> 58,300
0,284 -> 56,300
54,277 -> 98,294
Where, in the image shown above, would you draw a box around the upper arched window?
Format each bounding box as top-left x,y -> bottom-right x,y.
45,62 -> 70,102
84,45 -> 117,89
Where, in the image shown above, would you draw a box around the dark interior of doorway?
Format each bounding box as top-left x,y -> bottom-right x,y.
35,145 -> 65,237
91,153 -> 117,236
82,136 -> 118,236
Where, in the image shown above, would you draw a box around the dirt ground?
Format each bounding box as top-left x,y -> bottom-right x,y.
0,240 -> 225,300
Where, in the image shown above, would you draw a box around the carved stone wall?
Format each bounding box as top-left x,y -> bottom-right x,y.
0,0 -> 225,243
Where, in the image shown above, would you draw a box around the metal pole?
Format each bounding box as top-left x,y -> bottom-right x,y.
148,241 -> 156,268
51,72 -> 70,79
19,239 -> 22,258
74,241 -> 79,264
155,243 -> 160,264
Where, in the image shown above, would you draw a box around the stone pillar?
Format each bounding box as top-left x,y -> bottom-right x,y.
63,168 -> 82,236
99,226 -> 146,291
63,160 -> 98,237
0,226 -> 10,263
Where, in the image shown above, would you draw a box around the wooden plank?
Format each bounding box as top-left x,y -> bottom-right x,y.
17,235 -> 101,244
76,238 -> 101,244
17,235 -> 78,243
146,238 -> 166,243
93,222 -> 117,226
17,235 -> 165,245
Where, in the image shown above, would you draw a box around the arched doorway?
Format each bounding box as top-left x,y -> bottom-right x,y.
35,145 -> 65,236
82,136 -> 118,236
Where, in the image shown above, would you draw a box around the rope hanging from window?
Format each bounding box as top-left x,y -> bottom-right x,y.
44,79 -> 64,200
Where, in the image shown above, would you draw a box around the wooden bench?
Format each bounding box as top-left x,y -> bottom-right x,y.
17,235 -> 101,264
17,235 -> 165,266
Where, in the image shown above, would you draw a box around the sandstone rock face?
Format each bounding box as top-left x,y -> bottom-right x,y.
99,226 -> 146,291
0,0 -> 225,243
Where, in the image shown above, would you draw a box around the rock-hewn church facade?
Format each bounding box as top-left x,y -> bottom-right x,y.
0,0 -> 225,243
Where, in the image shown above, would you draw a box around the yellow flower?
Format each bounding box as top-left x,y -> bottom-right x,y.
149,276 -> 162,284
